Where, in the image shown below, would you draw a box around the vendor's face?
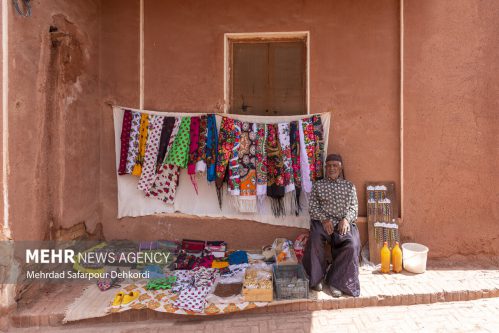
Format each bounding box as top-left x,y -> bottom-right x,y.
326,160 -> 342,180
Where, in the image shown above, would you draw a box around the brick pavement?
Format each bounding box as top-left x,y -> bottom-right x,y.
9,297 -> 499,332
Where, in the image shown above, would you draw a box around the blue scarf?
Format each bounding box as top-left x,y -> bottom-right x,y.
206,114 -> 218,182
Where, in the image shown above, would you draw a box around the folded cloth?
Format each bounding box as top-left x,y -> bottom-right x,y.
228,250 -> 248,265
212,260 -> 229,269
213,283 -> 243,298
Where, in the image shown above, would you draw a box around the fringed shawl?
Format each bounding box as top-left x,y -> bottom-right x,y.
237,122 -> 257,213
206,114 -> 218,183
215,117 -> 236,208
266,124 -> 285,217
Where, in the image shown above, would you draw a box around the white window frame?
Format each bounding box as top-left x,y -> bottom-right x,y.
223,31 -> 310,115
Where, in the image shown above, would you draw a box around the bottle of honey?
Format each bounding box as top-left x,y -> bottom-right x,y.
392,242 -> 403,273
380,242 -> 391,273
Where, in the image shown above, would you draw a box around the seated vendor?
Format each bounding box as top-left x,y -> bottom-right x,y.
302,154 -> 361,297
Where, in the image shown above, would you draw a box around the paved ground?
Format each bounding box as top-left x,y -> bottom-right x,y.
9,297 -> 499,332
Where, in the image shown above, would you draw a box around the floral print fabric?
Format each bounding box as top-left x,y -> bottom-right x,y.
132,113 -> 150,176
238,122 -> 257,212
278,123 -> 295,193
138,115 -> 164,192
206,114 -> 218,182
255,123 -> 268,198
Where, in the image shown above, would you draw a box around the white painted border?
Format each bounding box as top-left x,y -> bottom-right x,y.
223,31 -> 310,114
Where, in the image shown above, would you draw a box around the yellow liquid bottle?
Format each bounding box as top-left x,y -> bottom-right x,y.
380,242 -> 391,273
392,242 -> 403,273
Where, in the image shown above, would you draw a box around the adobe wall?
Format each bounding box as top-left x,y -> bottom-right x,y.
7,0 -> 101,241
99,0 -> 400,249
403,0 -> 499,257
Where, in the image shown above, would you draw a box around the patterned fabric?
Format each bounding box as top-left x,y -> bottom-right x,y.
138,115 -> 164,192
237,122 -> 257,212
298,119 -> 312,193
132,113 -> 150,176
165,117 -> 191,168
187,116 -> 201,175
277,123 -> 295,193
172,267 -> 217,313
195,115 -> 208,173
266,124 -> 285,217
290,121 -> 302,212
215,117 -> 237,208
147,118 -> 181,204
187,116 -> 201,194
125,111 -> 141,174
206,114 -> 218,182
255,123 -> 268,198
309,178 -> 358,226
228,120 -> 242,196
118,110 -> 133,175
312,115 -> 325,180
156,117 -> 176,169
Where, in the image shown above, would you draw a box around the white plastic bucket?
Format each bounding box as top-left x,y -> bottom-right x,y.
402,243 -> 429,274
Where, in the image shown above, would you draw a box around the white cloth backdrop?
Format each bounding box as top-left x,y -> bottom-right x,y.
113,106 -> 331,229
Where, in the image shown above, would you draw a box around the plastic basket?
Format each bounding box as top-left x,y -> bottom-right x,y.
273,264 -> 309,300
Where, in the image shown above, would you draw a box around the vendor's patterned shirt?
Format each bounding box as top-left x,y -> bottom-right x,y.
309,177 -> 358,226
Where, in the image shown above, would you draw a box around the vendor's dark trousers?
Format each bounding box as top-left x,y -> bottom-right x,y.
302,219 -> 361,297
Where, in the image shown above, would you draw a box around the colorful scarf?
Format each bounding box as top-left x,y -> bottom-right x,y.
118,110 -> 133,175
125,111 -> 141,174
164,117 -> 191,168
132,113 -> 150,176
312,115 -> 325,180
147,118 -> 181,204
277,122 -> 295,193
156,117 -> 176,169
187,116 -> 201,193
290,121 -> 302,212
255,123 -> 268,201
195,115 -> 208,173
228,120 -> 242,196
206,114 -> 218,182
298,119 -> 312,193
215,117 -> 237,208
266,124 -> 285,217
138,115 -> 164,192
237,122 -> 257,212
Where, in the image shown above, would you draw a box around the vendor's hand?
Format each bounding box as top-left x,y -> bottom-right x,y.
322,220 -> 334,235
338,219 -> 350,236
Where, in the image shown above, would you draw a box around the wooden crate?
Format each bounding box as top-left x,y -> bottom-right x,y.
242,287 -> 273,302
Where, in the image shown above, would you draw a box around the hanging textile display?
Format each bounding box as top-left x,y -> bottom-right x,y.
132,113 -> 150,176
195,115 -> 208,173
289,121 -> 302,213
156,117 -> 176,169
266,124 -> 286,217
113,106 -> 330,229
164,117 -> 191,168
187,116 -> 201,194
146,118 -> 181,204
137,115 -> 164,192
125,111 -> 141,174
215,117 -> 237,208
237,122 -> 257,213
312,115 -> 325,181
205,114 -> 218,183
255,124 -> 268,205
118,110 -> 133,175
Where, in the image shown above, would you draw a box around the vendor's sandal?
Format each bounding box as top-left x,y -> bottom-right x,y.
121,291 -> 140,305
112,292 -> 125,307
